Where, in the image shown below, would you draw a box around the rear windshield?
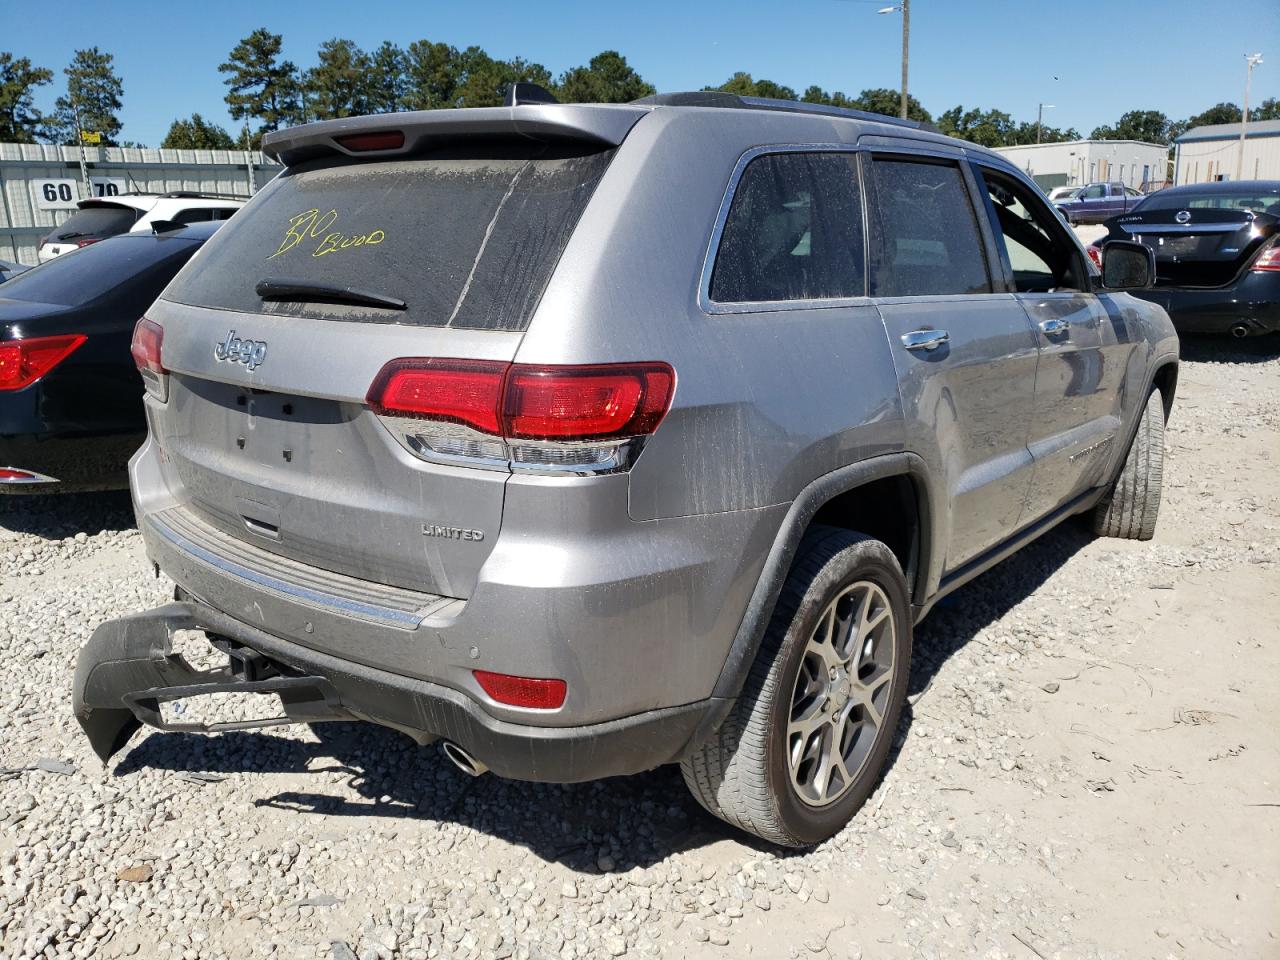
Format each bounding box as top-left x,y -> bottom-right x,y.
1136,189 -> 1280,215
164,145 -> 616,330
0,233 -> 200,307
48,205 -> 141,242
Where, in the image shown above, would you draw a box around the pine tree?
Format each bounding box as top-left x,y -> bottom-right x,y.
304,38 -> 372,120
161,113 -> 236,150
0,52 -> 53,142
403,40 -> 461,110
366,41 -> 408,113
557,51 -> 654,104
219,28 -> 301,145
47,48 -> 124,146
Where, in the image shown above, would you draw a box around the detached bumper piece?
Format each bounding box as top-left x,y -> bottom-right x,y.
73,603 -> 347,763
73,601 -> 713,781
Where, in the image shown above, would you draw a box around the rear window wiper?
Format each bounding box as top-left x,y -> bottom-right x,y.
54,231 -> 91,241
255,277 -> 407,311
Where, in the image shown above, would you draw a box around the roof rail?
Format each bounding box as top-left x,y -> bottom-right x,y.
109,190 -> 249,201
633,91 -> 940,133
158,191 -> 249,200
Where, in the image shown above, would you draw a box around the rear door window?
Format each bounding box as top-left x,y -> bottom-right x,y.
709,151 -> 865,303
164,145 -> 615,330
866,157 -> 991,297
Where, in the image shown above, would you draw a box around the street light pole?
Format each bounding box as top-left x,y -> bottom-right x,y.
1237,53 -> 1263,182
876,2 -> 911,119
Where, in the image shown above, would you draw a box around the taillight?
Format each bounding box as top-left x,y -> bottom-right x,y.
367,358 -> 676,474
0,334 -> 86,391
75,238 -> 100,249
1087,244 -> 1103,269
504,364 -> 675,441
368,359 -> 506,434
473,670 -> 567,710
1251,242 -> 1280,272
130,317 -> 168,401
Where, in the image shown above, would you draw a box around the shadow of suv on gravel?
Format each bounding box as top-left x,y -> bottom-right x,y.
74,87 -> 1179,847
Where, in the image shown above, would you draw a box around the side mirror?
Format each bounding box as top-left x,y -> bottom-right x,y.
1100,240 -> 1155,290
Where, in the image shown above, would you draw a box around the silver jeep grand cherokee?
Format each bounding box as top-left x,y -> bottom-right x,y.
75,88 -> 1178,846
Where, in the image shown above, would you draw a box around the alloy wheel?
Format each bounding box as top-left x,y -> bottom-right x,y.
786,581 -> 896,807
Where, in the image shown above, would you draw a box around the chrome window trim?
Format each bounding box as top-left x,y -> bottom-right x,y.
697,143 -> 872,316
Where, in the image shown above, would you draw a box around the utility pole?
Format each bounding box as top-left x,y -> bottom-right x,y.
71,99 -> 92,201
899,0 -> 910,120
1237,53 -> 1263,182
1036,103 -> 1055,145
243,119 -> 255,197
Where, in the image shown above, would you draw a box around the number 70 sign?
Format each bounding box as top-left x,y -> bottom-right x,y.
31,177 -> 127,211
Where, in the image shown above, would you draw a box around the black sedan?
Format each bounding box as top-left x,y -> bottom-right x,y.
1,221 -> 220,493
1090,180 -> 1280,338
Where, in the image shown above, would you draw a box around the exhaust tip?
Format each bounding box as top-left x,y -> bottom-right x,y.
440,740 -> 488,777
1230,323 -> 1250,339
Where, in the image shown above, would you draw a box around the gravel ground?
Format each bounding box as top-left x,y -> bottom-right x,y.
2,337 -> 1278,960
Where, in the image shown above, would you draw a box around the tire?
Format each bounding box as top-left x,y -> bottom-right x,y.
681,527 -> 912,847
1092,388 -> 1165,540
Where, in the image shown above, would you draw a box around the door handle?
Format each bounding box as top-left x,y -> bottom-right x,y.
900,329 -> 950,351
1039,317 -> 1071,337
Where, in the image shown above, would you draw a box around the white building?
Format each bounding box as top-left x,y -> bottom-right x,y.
0,142 -> 279,265
1173,119 -> 1280,184
993,139 -> 1170,191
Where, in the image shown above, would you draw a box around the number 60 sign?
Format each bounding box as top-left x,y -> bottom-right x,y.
31,177 -> 127,211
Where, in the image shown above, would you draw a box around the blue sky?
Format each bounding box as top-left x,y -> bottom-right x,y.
7,0 -> 1278,146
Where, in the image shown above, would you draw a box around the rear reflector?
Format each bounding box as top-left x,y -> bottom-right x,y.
335,131 -> 405,152
1251,243 -> 1280,272
0,334 -> 87,391
130,317 -> 168,401
473,670 -> 567,710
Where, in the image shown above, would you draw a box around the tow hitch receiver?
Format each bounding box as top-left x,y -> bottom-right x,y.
73,602 -> 346,763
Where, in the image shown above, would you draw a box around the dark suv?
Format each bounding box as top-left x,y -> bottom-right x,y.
75,90 -> 1178,846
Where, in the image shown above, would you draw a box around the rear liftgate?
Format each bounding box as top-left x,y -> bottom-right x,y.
73,602 -> 348,763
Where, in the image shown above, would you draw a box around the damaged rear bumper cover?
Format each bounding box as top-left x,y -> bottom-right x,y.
73,601 -> 711,782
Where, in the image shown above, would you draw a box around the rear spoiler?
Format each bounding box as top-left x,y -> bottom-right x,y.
261,104 -> 650,167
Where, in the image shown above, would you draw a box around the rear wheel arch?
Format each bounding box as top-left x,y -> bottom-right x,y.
687,453 -> 941,752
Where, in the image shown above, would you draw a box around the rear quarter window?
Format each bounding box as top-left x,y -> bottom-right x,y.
163,145 -> 615,330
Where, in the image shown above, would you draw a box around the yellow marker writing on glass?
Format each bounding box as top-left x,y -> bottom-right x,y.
268,209 -> 384,260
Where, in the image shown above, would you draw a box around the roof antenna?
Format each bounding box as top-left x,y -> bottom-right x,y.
503,82 -> 560,107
